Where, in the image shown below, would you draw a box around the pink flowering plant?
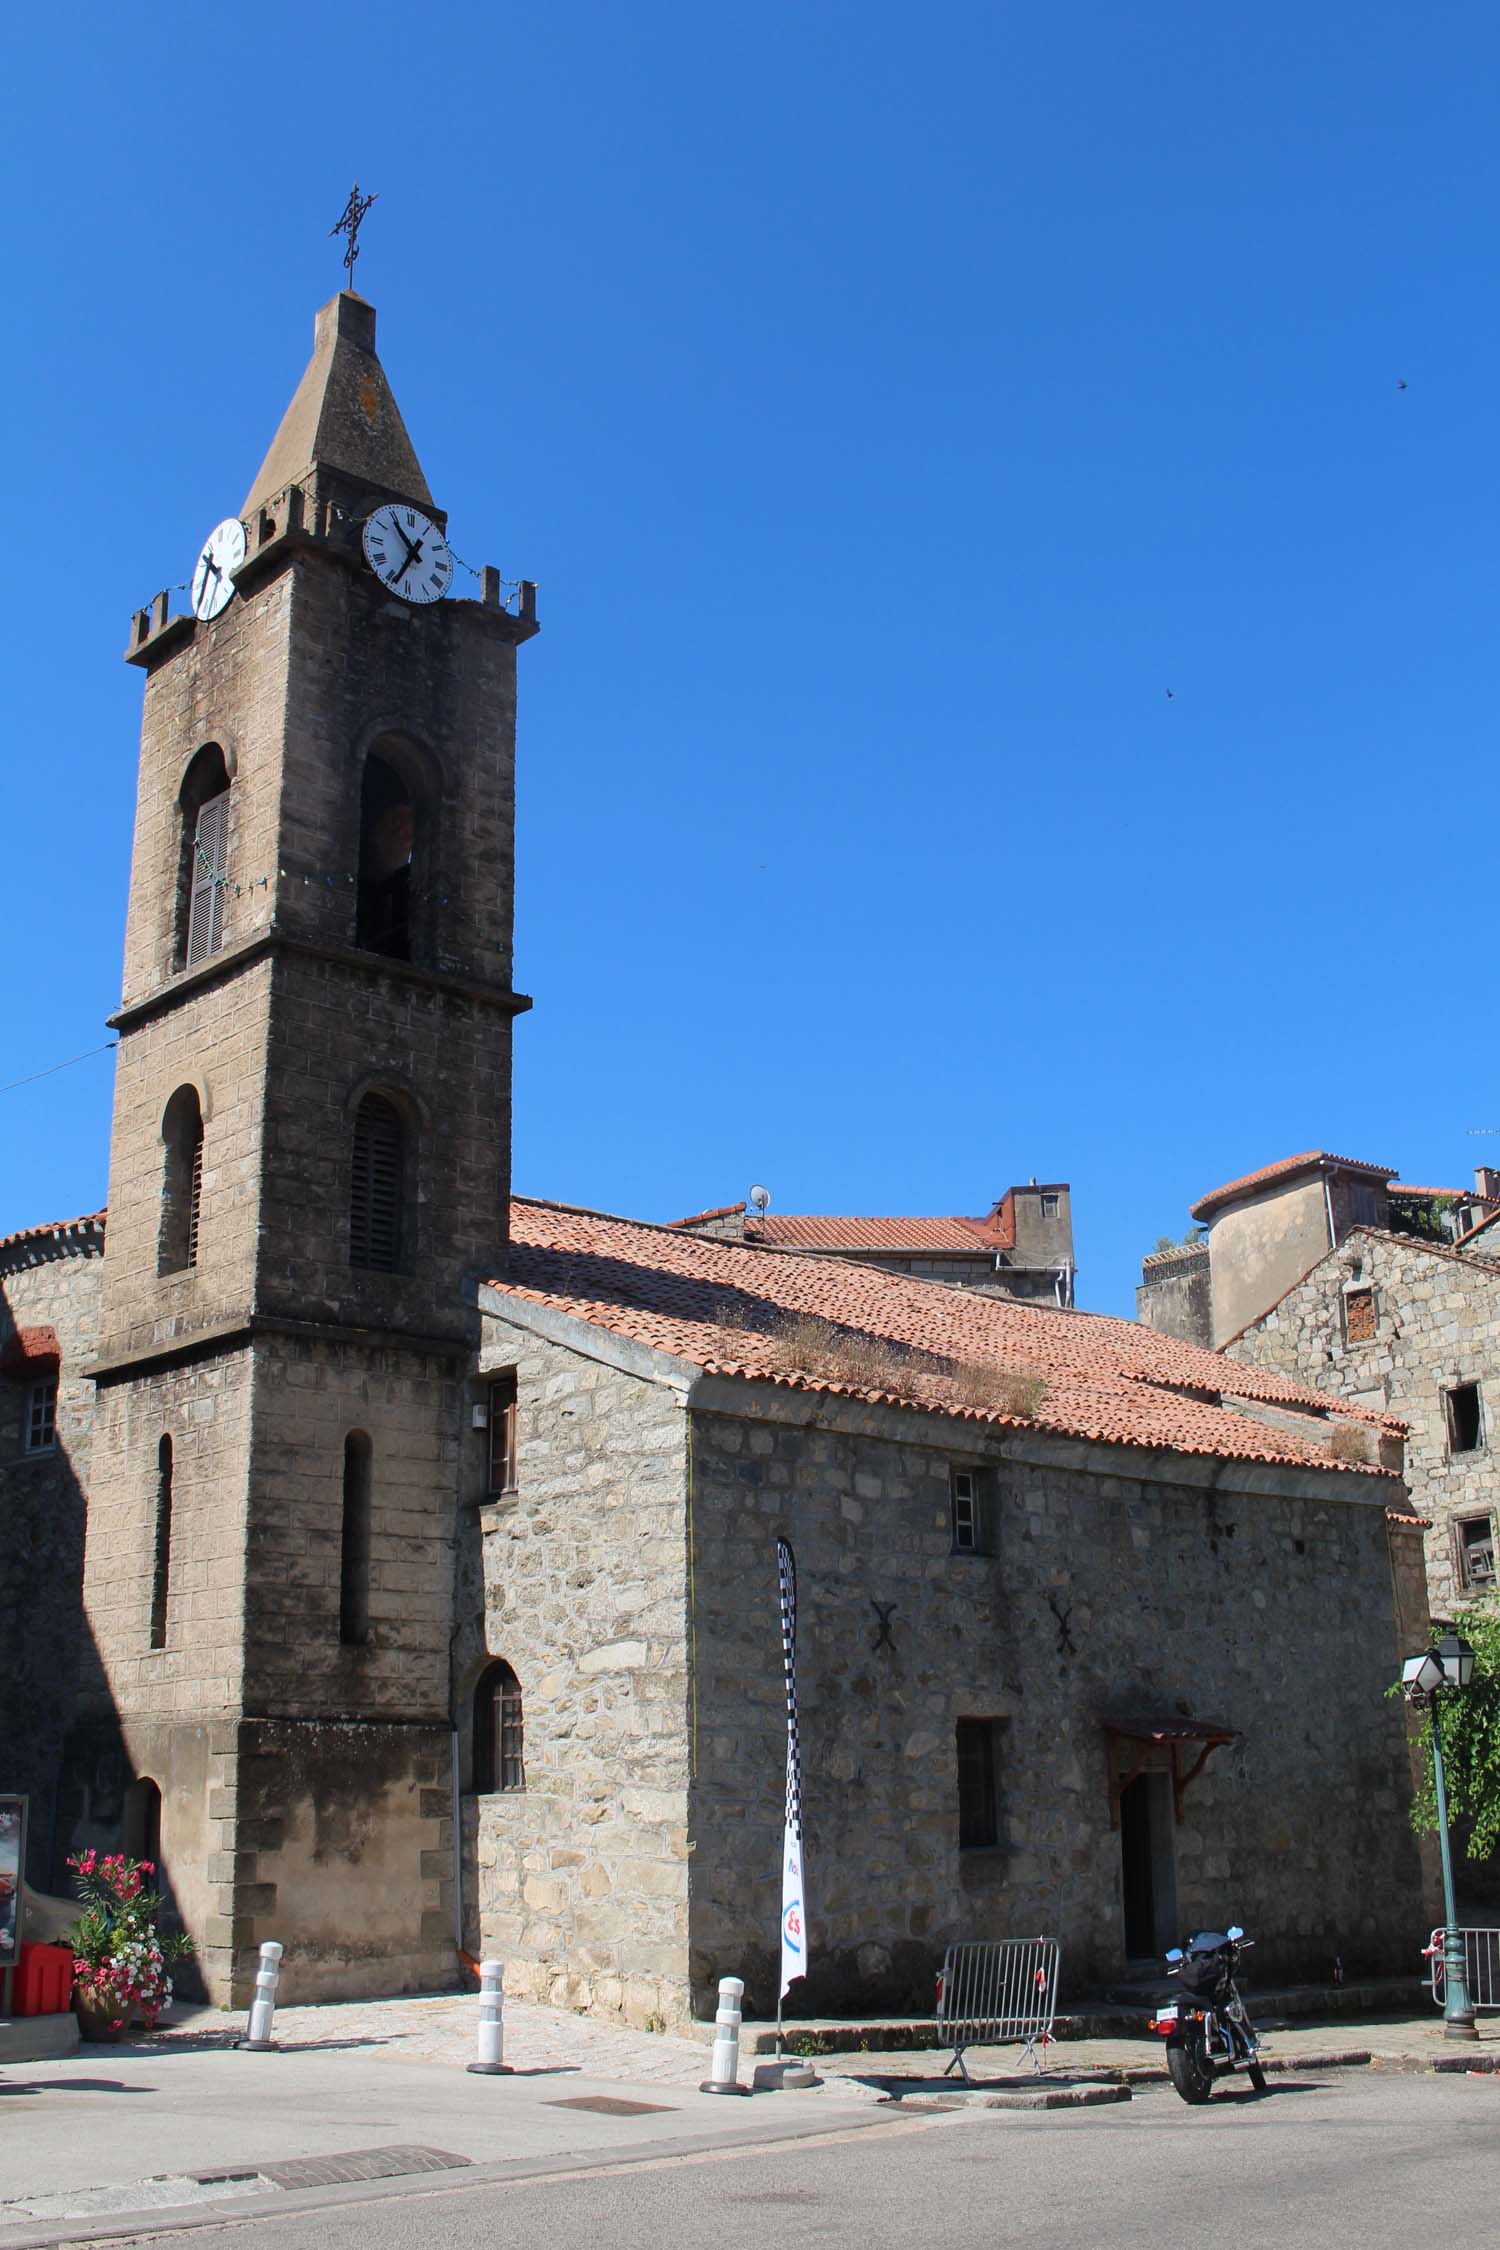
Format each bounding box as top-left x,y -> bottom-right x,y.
66,1850 -> 193,2031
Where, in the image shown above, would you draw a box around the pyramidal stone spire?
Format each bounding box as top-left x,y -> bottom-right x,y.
242,292 -> 435,519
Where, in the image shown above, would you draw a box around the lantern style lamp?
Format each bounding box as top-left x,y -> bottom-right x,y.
1402,1633 -> 1478,2039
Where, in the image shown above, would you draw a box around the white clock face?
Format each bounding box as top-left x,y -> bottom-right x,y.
362,504 -> 454,604
191,517 -> 247,622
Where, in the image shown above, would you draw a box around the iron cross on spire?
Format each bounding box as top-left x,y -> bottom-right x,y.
330,181 -> 379,290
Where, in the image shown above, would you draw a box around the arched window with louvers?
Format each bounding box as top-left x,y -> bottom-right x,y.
159,1086 -> 205,1275
349,1092 -> 406,1272
177,745 -> 232,969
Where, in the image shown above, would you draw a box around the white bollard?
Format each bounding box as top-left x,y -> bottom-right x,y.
699,1975 -> 750,2095
238,1941 -> 283,2051
466,1958 -> 513,2076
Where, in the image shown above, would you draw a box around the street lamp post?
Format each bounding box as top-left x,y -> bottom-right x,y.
1401,1632 -> 1477,2042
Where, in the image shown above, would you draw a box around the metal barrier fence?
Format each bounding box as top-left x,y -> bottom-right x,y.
935,1937 -> 1060,2080
1426,1928 -> 1500,2013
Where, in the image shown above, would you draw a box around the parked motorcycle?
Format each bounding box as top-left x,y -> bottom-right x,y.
1151,1926 -> 1267,2103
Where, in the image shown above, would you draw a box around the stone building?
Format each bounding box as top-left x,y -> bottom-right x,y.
1226,1217 -> 1500,1623
673,1182 -> 1075,1305
1138,1149 -> 1498,1350
0,288 -> 1435,2027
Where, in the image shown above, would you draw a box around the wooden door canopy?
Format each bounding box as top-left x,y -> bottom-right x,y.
1103,1714 -> 1238,1829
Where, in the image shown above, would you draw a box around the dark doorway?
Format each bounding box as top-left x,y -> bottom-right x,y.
1120,1772 -> 1176,1961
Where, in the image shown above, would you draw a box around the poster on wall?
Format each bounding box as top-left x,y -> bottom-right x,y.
0,1796 -> 26,1967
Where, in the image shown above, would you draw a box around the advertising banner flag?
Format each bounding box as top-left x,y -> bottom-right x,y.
776,1538 -> 806,2000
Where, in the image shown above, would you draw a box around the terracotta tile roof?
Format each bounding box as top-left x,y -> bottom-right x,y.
755,1215 -> 1008,1252
669,1203 -> 747,1228
0,1210 -> 107,1260
1191,1152 -> 1397,1222
494,1199 -> 1393,1477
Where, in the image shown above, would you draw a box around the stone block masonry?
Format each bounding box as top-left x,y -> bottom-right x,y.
1228,1226 -> 1500,1620
459,1320 -> 694,2030
684,1378 -> 1424,2018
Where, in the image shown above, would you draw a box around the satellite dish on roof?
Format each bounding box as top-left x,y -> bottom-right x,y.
749,1183 -> 771,1213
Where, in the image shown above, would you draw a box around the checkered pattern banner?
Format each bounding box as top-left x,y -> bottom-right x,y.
776,1538 -> 807,1997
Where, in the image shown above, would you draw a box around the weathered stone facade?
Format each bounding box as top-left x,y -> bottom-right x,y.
454,1292 -> 1429,2025
1136,1243 -> 1211,1348
456,1316 -> 693,2027
1227,1226 -> 1500,1619
0,1219 -> 104,1887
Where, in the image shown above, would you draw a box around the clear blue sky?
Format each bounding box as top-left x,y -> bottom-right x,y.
2,4 -> 1495,1313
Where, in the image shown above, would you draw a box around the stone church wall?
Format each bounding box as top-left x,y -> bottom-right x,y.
684,1378 -> 1424,2015
459,1320 -> 693,2029
0,1232 -> 103,1887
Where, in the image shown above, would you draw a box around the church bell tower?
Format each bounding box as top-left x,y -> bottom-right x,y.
81,287 -> 536,2002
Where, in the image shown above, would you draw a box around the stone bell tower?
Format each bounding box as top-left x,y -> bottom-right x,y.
79,289 -> 536,2002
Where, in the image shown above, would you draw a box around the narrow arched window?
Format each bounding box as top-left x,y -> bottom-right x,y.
159,1087 -> 204,1274
350,1094 -> 404,1271
340,1431 -> 372,1646
356,754 -> 415,959
473,1660 -> 524,1793
179,745 -> 231,968
123,1777 -> 163,1865
150,1436 -> 172,1650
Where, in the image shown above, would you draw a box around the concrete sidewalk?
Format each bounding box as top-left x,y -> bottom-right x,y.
1,1991 -> 1494,2249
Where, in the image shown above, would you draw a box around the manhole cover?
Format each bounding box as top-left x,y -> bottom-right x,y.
546,2097 -> 677,2117
194,2147 -> 471,2191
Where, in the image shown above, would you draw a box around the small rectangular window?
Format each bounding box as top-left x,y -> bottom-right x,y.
1040,1193 -> 1060,1220
488,1372 -> 518,1495
1445,1383 -> 1483,1455
951,1468 -> 979,1553
1348,1183 -> 1379,1228
1343,1286 -> 1376,1345
1459,1516 -> 1496,1591
25,1378 -> 57,1453
956,1718 -> 1001,1850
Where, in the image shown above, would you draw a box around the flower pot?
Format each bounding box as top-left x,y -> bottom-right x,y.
74,1991 -> 128,2043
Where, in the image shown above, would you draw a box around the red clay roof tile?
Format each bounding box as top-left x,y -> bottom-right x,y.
494,1199 -> 1393,1477
1191,1152 -> 1398,1222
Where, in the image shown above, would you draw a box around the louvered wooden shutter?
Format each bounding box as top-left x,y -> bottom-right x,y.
186,1130 -> 204,1267
350,1096 -> 403,1270
187,790 -> 230,966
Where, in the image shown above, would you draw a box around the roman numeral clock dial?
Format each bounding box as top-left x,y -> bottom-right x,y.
190,516 -> 248,621
362,504 -> 454,604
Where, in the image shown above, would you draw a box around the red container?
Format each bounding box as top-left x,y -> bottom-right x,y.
13,1942 -> 74,2017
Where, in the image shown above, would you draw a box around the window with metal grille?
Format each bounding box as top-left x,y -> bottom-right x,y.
488,1373 -> 518,1495
150,1434 -> 172,1649
473,1660 -> 525,1793
956,1718 -> 1000,1850
159,1086 -> 204,1274
1343,1286 -> 1376,1344
1459,1516 -> 1496,1591
340,1431 -> 372,1645
951,1468 -> 979,1553
350,1094 -> 405,1271
25,1378 -> 57,1453
1445,1382 -> 1483,1455
186,789 -> 230,966
1040,1193 -> 1060,1220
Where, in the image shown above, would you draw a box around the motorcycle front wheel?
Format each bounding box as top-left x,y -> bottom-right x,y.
1247,2064 -> 1267,2094
1166,2025 -> 1215,2105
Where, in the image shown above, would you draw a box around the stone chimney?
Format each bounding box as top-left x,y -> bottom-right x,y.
1475,1168 -> 1500,1201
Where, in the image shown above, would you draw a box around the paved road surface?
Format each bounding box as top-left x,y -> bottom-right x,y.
106,2072 -> 1496,2250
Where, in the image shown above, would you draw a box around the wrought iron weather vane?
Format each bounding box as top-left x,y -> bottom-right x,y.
330,181 -> 379,290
